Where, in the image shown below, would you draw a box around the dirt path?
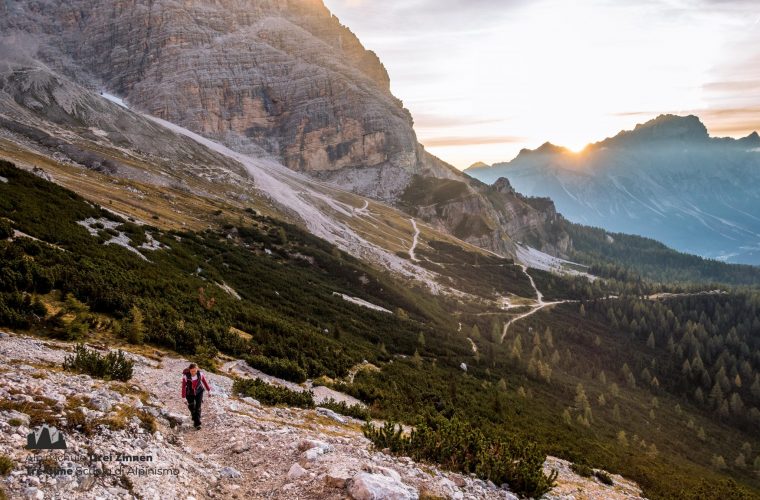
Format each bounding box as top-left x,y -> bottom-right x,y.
500,265 -> 579,342
409,218 -> 420,261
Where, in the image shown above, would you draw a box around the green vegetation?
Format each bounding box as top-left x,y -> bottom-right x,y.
233,378 -> 314,408
0,219 -> 12,240
244,355 -> 307,383
2,160 -> 759,498
363,418 -> 557,498
63,344 -> 134,381
594,470 -> 613,486
568,223 -> 760,286
570,462 -> 593,477
0,455 -> 13,476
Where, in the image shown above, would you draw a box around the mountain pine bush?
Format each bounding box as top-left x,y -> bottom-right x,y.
362,417 -> 557,498
233,378 -> 314,408
244,355 -> 307,383
63,344 -> 134,381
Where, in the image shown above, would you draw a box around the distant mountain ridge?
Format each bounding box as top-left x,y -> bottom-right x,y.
466,115 -> 760,265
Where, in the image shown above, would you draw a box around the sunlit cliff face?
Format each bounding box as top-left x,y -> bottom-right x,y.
325,0 -> 760,168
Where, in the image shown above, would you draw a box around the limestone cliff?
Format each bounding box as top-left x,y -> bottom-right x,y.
0,0 -> 570,257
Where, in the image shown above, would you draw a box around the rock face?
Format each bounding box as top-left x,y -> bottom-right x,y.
0,0 -> 431,197
0,0 -> 570,258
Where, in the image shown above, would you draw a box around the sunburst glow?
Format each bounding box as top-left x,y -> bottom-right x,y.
324,0 -> 760,168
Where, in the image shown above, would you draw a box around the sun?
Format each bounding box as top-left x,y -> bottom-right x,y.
566,142 -> 588,154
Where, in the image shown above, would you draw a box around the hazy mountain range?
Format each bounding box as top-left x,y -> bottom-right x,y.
466,115 -> 760,265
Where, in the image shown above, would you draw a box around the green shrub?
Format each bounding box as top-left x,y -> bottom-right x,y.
63,344 -> 134,381
571,462 -> 593,477
0,219 -> 12,240
0,455 -> 14,476
193,344 -> 219,373
233,378 -> 314,408
363,417 -> 557,498
594,470 -> 614,485
123,306 -> 144,344
7,418 -> 22,427
244,355 -> 307,383
319,398 -> 370,420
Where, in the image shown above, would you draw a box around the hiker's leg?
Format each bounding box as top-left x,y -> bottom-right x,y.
195,392 -> 204,426
186,395 -> 196,421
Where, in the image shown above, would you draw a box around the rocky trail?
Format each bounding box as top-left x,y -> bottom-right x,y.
499,266 -> 573,343
0,332 -> 646,500
498,266 -> 725,343
409,219 -> 420,262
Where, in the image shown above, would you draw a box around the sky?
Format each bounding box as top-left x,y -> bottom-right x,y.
323,0 -> 760,169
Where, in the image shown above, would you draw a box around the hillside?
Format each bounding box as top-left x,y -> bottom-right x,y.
0,333 -> 649,500
465,115 -> 760,264
1,161 -> 759,499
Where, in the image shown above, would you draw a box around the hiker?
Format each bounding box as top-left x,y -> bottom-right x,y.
181,363 -> 211,430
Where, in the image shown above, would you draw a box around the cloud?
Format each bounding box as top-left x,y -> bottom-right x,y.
420,135 -> 525,147
412,112 -> 507,128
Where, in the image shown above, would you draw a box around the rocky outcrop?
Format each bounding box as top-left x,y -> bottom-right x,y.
400,174 -> 570,257
0,0 -> 570,258
0,0 -> 429,195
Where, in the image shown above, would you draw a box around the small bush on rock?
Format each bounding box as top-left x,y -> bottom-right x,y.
0,455 -> 14,476
571,462 -> 593,477
63,344 -> 133,381
594,470 -> 614,485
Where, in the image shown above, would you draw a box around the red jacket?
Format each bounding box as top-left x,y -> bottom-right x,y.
181,370 -> 211,398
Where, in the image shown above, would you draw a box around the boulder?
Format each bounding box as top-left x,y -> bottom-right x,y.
316,407 -> 347,424
287,463 -> 308,480
219,467 -> 242,479
349,472 -> 418,500
325,467 -> 354,489
299,439 -> 333,461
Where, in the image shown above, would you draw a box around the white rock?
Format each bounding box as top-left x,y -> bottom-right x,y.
219,466 -> 242,479
232,442 -> 250,454
89,396 -> 112,412
349,472 -> 418,500
325,467 -> 353,489
316,407 -> 347,423
287,463 -> 308,480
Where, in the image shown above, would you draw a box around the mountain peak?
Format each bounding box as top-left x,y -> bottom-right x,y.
739,131 -> 760,145
602,114 -> 709,147
514,142 -> 569,159
466,161 -> 491,171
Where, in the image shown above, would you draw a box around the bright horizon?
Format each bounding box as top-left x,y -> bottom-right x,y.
324,0 -> 760,169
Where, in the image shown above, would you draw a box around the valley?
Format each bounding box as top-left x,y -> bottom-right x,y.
0,1 -> 759,499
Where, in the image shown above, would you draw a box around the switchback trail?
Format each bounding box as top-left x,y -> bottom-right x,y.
409,218 -> 420,261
